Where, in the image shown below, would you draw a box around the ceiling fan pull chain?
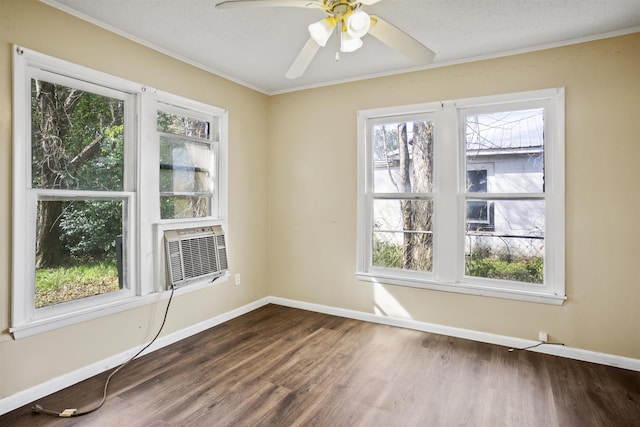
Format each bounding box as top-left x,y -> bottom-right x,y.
335,25 -> 341,62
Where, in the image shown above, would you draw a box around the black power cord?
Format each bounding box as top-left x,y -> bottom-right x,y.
32,285 -> 176,418
508,341 -> 565,352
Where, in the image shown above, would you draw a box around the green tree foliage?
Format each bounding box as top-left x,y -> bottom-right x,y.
59,200 -> 123,262
373,240 -> 403,269
465,256 -> 543,284
31,78 -> 124,267
35,262 -> 119,307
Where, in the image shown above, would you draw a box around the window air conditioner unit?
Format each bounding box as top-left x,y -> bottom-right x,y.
164,226 -> 228,289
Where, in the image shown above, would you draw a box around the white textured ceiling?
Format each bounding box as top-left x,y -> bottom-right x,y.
43,0 -> 640,94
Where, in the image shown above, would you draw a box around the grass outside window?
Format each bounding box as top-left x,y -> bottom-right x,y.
35,262 -> 119,308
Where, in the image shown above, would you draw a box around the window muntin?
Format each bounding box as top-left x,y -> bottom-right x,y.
357,89 -> 565,304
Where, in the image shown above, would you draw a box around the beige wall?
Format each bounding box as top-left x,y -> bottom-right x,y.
268,33 -> 640,359
0,1 -> 269,398
1,0 -> 639,405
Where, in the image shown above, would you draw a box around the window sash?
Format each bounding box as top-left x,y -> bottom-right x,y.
357,89 -> 565,305
157,102 -> 221,221
22,188 -> 136,321
457,94 -> 562,295
11,46 -> 229,338
13,49 -> 139,327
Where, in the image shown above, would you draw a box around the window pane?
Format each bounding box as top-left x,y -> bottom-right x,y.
465,199 -> 544,284
373,199 -> 433,272
466,109 -> 544,193
31,79 -> 125,191
35,199 -> 125,308
160,135 -> 211,193
157,110 -> 210,139
373,120 -> 434,193
161,196 -> 209,219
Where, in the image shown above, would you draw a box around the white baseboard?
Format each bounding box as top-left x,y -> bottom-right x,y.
267,296 -> 640,372
2,295 -> 638,416
0,297 -> 271,416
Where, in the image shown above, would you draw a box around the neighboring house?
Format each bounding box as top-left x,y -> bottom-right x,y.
466,153 -> 544,260
374,109 -> 545,261
465,109 -> 545,260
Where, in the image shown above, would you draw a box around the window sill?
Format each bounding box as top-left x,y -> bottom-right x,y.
10,274 -> 229,340
356,272 -> 566,305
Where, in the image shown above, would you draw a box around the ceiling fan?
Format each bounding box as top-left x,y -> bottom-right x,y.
215,0 -> 436,79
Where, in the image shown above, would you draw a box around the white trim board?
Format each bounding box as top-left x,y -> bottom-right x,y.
268,297 -> 640,372
2,295 -> 639,415
0,298 -> 270,416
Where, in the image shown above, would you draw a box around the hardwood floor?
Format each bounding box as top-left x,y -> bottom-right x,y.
2,304 -> 639,426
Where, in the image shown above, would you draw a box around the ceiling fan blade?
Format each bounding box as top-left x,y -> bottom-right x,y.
368,15 -> 435,65
286,37 -> 321,79
216,0 -> 322,8
358,0 -> 384,5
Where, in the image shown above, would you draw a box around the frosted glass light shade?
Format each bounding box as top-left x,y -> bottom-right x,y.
340,32 -> 363,52
309,18 -> 335,47
345,10 -> 371,38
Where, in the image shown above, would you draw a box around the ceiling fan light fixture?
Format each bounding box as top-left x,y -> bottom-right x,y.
345,10 -> 371,39
308,17 -> 336,47
217,0 -> 436,79
340,31 -> 363,53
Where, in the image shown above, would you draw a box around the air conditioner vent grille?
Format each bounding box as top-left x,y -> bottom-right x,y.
216,234 -> 228,271
164,226 -> 228,289
168,240 -> 183,283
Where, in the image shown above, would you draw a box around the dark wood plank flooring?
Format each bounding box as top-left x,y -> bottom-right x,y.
2,304 -> 639,426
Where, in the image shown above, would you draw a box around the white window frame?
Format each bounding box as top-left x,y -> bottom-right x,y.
156,98 -> 223,220
11,46 -> 228,338
357,88 -> 565,305
150,92 -> 229,292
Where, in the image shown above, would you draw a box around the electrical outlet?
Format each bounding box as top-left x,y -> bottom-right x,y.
538,331 -> 548,342
235,273 -> 241,286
